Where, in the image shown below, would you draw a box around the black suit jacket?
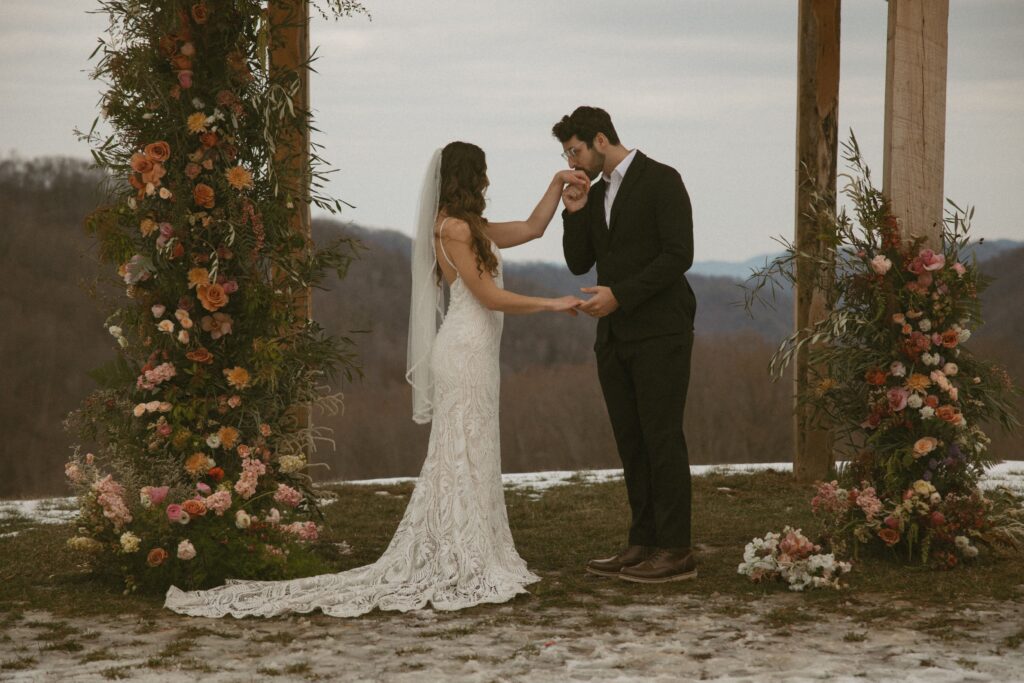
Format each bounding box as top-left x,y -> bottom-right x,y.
562,150 -> 696,345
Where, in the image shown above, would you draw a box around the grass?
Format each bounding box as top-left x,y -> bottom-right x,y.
0,470 -> 1021,634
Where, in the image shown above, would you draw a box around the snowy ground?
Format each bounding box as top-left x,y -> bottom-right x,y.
2,463 -> 1023,682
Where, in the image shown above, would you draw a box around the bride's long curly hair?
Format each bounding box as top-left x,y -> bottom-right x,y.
438,141 -> 498,279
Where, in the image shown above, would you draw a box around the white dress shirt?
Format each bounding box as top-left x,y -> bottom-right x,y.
603,148 -> 637,226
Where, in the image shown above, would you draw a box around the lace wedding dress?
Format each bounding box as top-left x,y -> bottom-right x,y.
165,225 -> 539,618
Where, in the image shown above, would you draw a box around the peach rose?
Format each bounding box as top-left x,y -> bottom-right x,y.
144,141 -> 170,162
878,528 -> 900,546
141,163 -> 166,186
193,183 -> 215,208
200,132 -> 219,148
913,437 -> 938,458
197,283 -> 228,312
181,499 -> 207,517
941,330 -> 960,348
146,547 -> 168,567
170,54 -> 192,71
130,153 -> 154,174
936,405 -> 962,424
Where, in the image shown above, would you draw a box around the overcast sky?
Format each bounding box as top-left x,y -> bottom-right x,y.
2,1 -> 1022,263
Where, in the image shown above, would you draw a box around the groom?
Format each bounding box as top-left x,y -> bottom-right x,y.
553,106 -> 697,583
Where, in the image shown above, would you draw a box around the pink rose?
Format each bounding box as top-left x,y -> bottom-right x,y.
196,483 -> 211,495
177,70 -> 193,89
166,504 -> 184,523
919,248 -> 946,271
887,387 -> 909,412
147,486 -> 169,505
952,262 -> 966,277
884,515 -> 900,529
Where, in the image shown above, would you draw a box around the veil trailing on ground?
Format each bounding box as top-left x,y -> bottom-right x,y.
405,148 -> 444,424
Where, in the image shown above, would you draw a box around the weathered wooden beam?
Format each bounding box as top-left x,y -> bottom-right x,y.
883,0 -> 949,248
793,0 -> 840,483
269,0 -> 312,448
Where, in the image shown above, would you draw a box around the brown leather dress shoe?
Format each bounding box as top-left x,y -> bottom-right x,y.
586,545 -> 655,577
618,547 -> 697,583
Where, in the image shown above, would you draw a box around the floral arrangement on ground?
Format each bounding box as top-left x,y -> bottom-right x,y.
65,0 -> 365,593
739,137 -> 1023,589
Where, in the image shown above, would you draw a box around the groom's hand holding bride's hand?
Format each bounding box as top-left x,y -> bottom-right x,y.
578,286 -> 619,318
559,170 -> 590,213
549,295 -> 585,316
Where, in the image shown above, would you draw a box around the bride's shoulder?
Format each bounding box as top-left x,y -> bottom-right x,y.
436,217 -> 471,243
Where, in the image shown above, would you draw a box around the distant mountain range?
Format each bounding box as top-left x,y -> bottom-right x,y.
688,238 -> 1023,281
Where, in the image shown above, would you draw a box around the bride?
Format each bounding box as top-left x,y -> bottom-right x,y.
164,141 -> 589,618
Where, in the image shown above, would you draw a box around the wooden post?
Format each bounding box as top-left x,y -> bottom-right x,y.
793,0 -> 840,483
882,0 -> 949,248
269,0 -> 312,450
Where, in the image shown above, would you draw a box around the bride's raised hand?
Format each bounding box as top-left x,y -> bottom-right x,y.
548,295 -> 585,316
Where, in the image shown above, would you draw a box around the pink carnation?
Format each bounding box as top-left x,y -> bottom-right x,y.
274,484 -> 303,508
204,490 -> 232,516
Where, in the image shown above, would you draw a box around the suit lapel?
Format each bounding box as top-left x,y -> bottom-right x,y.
609,150 -> 647,236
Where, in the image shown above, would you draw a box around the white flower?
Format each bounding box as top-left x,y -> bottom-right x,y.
177,330 -> 190,344
206,434 -> 222,449
907,394 -> 923,409
235,510 -> 251,529
921,353 -> 940,367
870,255 -> 892,275
890,361 -> 906,378
266,508 -> 281,525
117,337 -> 128,348
277,455 -> 306,474
108,325 -> 123,338
151,304 -> 166,318
919,319 -> 932,332
120,532 -> 141,553
159,187 -> 172,200
943,363 -> 959,376
177,539 -> 197,560
177,511 -> 191,525
191,97 -> 205,109
920,406 -> 935,419
958,327 -> 971,343
128,197 -> 137,209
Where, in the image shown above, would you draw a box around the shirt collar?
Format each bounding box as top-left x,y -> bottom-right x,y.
602,148 -> 637,184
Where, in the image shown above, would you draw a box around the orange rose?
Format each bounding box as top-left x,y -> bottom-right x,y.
217,426 -> 240,450
186,347 -> 214,364
200,132 -> 219,148
144,141 -> 171,162
181,499 -> 208,517
878,528 -> 900,546
130,153 -> 154,174
146,548 -> 168,567
941,330 -> 959,348
223,366 -> 251,390
864,368 -> 886,386
207,466 -> 225,482
141,162 -> 166,185
193,183 -> 215,208
191,2 -> 208,23
197,283 -> 228,311
936,405 -> 962,424
170,54 -> 192,71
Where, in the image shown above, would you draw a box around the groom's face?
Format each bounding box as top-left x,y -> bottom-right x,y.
563,136 -> 604,180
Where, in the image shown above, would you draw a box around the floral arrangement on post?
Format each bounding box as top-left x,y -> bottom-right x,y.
66,0 -> 365,593
742,135 -> 1023,572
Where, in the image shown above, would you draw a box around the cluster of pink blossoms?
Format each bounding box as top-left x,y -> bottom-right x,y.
136,362 -> 177,391
233,456 -> 266,499
92,475 -> 132,529
273,483 -> 302,508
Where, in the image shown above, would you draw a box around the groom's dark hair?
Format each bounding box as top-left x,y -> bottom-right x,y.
552,106 -> 620,147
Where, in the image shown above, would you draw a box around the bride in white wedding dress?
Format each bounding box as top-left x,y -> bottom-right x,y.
164,142 -> 589,618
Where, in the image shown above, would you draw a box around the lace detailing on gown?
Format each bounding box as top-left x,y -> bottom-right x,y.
165,225 -> 539,618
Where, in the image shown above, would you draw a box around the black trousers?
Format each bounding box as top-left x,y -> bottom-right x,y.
595,331 -> 693,548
